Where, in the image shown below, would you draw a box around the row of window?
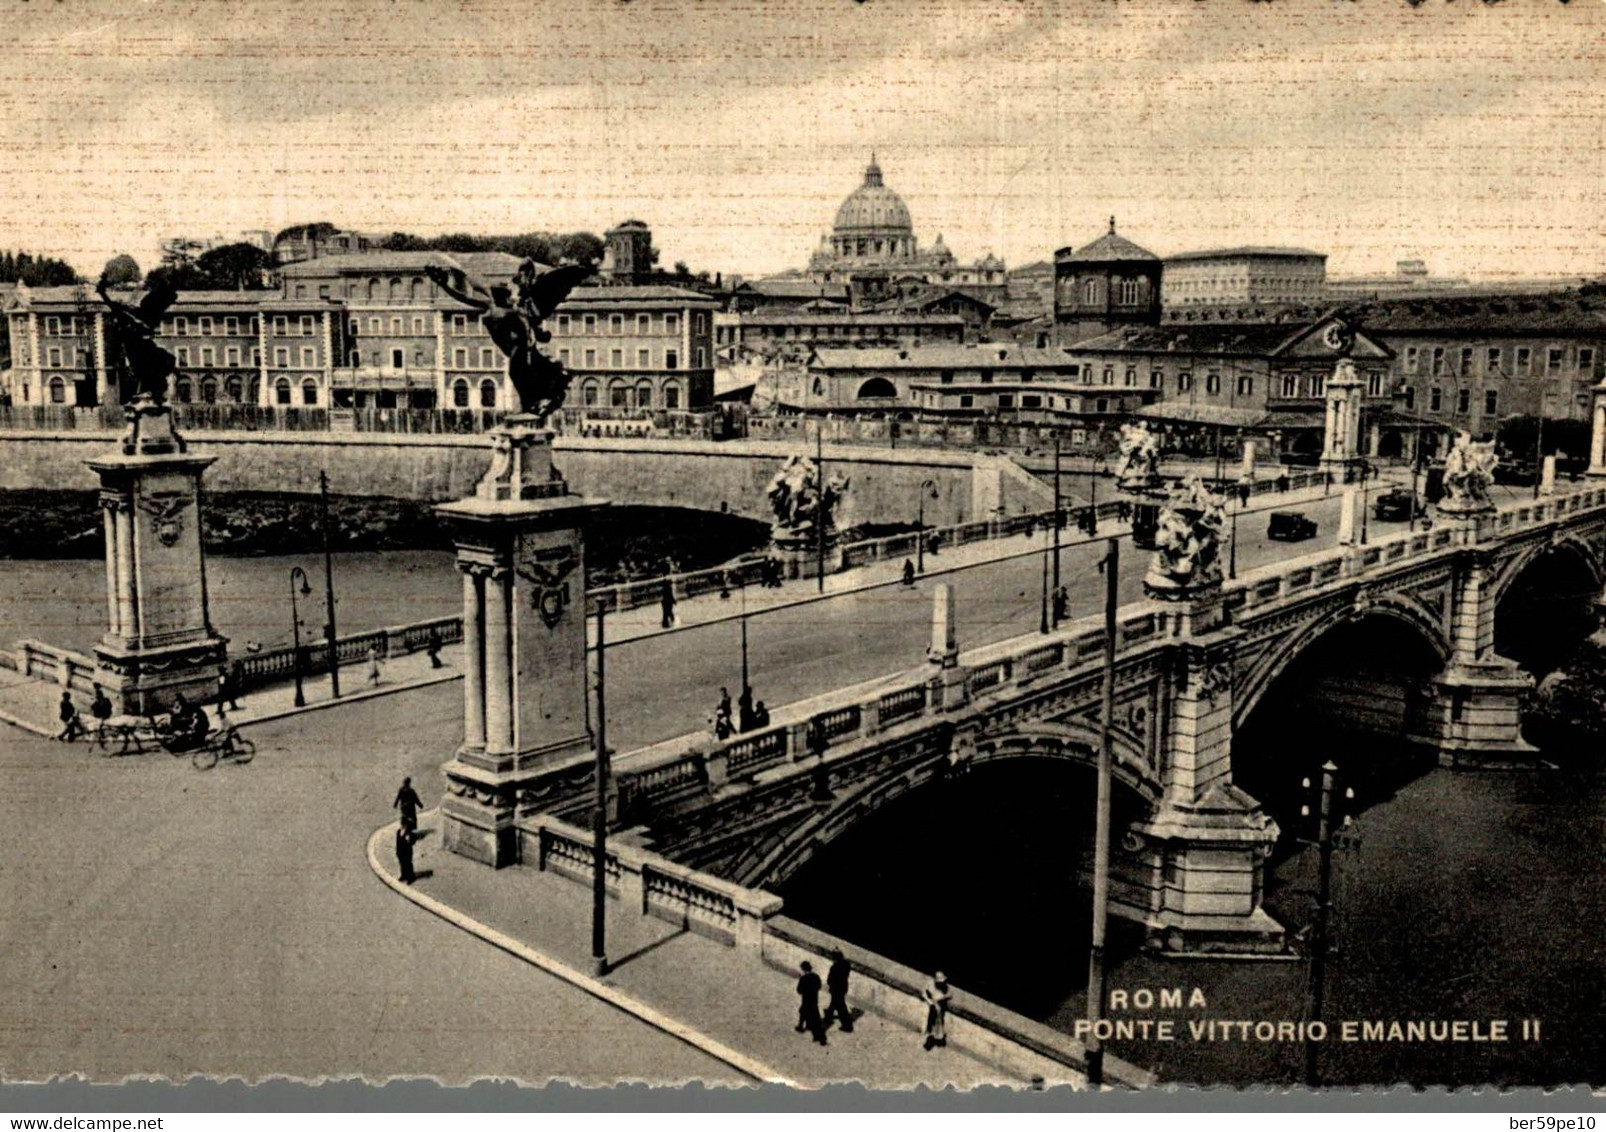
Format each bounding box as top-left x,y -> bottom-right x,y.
576,379 -> 684,411
558,346 -> 705,370
1403,344 -> 1596,376
1066,278 -> 1148,306
553,311 -> 702,336
1400,386 -> 1500,416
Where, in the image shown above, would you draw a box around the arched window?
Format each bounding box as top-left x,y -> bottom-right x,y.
452,380 -> 470,408
635,381 -> 653,409
389,277 -> 402,301
410,278 -> 423,300
302,379 -> 319,406
175,378 -> 193,404
662,381 -> 681,410
225,376 -> 243,403
367,278 -> 379,301
582,380 -> 600,408
609,380 -> 629,409
1119,278 -> 1140,305
479,379 -> 497,408
1083,278 -> 1098,304
47,376 -> 66,404
200,378 -> 218,404
856,377 -> 897,400
274,378 -> 291,405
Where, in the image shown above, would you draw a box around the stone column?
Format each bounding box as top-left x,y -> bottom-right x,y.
1319,358 -> 1365,477
1540,454 -> 1557,496
1338,488 -> 1359,546
460,565 -> 486,754
926,583 -> 966,711
483,564 -> 514,754
88,399 -> 228,715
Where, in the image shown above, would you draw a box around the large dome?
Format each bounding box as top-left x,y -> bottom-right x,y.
832,158 -> 913,235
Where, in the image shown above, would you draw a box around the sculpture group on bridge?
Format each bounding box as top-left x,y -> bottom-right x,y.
1439,431 -> 1499,514
97,276 -> 180,406
767,454 -> 851,542
1144,475 -> 1227,599
1115,421 -> 1163,492
425,259 -> 593,422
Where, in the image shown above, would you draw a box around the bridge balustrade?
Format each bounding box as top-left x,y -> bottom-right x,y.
724,728 -> 789,776
10,639 -> 98,692
876,684 -> 927,726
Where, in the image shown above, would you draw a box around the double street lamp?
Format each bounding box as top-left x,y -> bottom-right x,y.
288,566 -> 312,708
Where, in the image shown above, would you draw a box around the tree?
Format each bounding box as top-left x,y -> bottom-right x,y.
1496,414 -> 1592,462
378,231 -> 430,251
100,254 -> 142,287
193,242 -> 274,290
274,221 -> 339,245
0,250 -> 79,286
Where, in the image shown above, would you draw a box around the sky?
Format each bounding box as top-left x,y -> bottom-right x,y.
0,0 -> 1601,283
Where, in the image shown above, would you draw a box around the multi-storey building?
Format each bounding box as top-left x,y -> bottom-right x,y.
3,250 -> 718,414
778,343 -> 1088,415
551,286 -> 717,412
1339,293 -> 1606,437
1161,247 -> 1327,308
716,310 -> 968,360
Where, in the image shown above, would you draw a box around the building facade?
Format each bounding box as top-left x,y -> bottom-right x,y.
1161,247 -> 1327,308
716,310 -> 967,360
1341,294 -> 1606,437
1054,221 -> 1163,347
552,286 -> 717,413
778,343 -> 1091,416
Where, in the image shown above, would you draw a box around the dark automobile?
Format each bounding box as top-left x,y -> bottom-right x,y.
1267,510 -> 1318,541
1493,460 -> 1539,487
1373,487 -> 1416,522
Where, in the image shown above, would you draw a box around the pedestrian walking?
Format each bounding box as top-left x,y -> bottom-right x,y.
1276,469 -> 1290,494
660,579 -> 677,629
737,684 -> 756,733
902,558 -> 916,586
1051,585 -> 1069,625
366,644 -> 383,687
717,686 -> 733,729
394,776 -> 422,833
217,660 -> 244,711
823,949 -> 854,1033
56,691 -> 85,742
752,700 -> 770,728
395,826 -> 417,884
89,685 -> 113,737
425,628 -> 443,669
921,971 -> 952,1050
794,960 -> 827,1045
1237,481 -> 1252,507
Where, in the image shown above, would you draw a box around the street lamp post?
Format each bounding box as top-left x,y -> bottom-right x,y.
319,471 -> 341,699
1300,762 -> 1356,1089
1533,413 -> 1546,501
1084,537 -> 1119,1087
1228,494 -> 1239,581
1359,461 -> 1372,546
591,600 -> 610,977
1052,436 -> 1062,598
288,567 -> 311,708
1038,527 -> 1050,635
916,478 -> 937,575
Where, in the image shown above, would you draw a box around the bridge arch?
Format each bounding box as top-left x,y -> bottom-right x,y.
1234,596 -> 1452,733
1491,534 -> 1604,673
732,721 -> 1159,891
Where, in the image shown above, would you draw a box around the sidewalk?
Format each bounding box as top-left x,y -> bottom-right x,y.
367,811 -> 1049,1090
0,471 -> 1381,740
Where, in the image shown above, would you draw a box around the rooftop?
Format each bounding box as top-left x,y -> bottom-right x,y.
1164,246 -> 1328,263
1337,292 -> 1606,334
562,285 -> 717,305
809,344 -> 1079,370
741,310 -> 965,326
1055,219 -> 1158,264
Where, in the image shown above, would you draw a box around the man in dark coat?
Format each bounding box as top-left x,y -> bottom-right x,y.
393,776 -> 422,833
794,960 -> 827,1045
823,949 -> 854,1033
57,692 -> 84,742
395,827 -> 416,884
660,580 -> 676,629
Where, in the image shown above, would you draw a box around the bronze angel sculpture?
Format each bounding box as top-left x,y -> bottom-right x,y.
97,276 -> 180,404
426,259 -> 593,421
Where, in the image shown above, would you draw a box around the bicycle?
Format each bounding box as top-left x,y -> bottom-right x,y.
189,724 -> 256,770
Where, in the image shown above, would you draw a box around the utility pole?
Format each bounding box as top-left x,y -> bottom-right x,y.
1301,760 -> 1356,1089
319,470 -> 341,699
591,601 -> 610,977
1084,537 -> 1119,1087
1533,413 -> 1545,501
1052,436 -> 1062,599
815,424 -> 826,594
1038,529 -> 1050,634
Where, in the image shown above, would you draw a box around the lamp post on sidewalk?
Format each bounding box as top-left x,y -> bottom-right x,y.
916,478 -> 937,575
288,566 -> 311,708
1084,537 -> 1119,1087
319,471 -> 341,699
1052,435 -> 1062,595
591,600 -> 610,977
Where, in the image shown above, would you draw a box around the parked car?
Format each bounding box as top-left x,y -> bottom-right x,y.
1267,510 -> 1318,541
1373,487 -> 1416,522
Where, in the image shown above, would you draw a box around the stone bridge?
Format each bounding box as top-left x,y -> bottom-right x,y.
471,482 -> 1606,957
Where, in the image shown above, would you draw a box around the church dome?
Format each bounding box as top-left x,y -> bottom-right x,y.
833,158 -> 913,235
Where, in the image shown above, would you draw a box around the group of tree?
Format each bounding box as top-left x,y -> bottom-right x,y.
375,229 -> 605,266
140,243 -> 275,293
0,250 -> 81,287
1494,414 -> 1592,462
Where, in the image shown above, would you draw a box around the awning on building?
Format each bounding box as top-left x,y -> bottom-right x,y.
1134,402 -> 1274,429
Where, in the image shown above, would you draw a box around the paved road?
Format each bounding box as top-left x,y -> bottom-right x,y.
0,717 -> 741,1084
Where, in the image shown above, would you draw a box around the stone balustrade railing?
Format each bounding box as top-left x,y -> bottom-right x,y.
234,615 -> 462,692
600,481 -> 1606,823
6,639 -> 100,692
523,813 -> 783,950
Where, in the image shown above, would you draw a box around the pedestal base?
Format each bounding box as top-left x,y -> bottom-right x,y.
771,531 -> 845,580
1133,784 -> 1286,957
441,747 -> 599,868
93,635 -> 228,717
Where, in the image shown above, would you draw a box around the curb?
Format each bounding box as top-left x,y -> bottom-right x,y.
233,669 -> 463,730
0,705 -> 53,739
364,817 -> 797,1088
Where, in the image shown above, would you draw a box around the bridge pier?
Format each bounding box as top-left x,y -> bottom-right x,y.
436,421 -> 606,867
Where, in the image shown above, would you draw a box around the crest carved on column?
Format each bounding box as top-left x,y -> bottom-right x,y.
136,492 -> 193,547
517,544 -> 579,630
